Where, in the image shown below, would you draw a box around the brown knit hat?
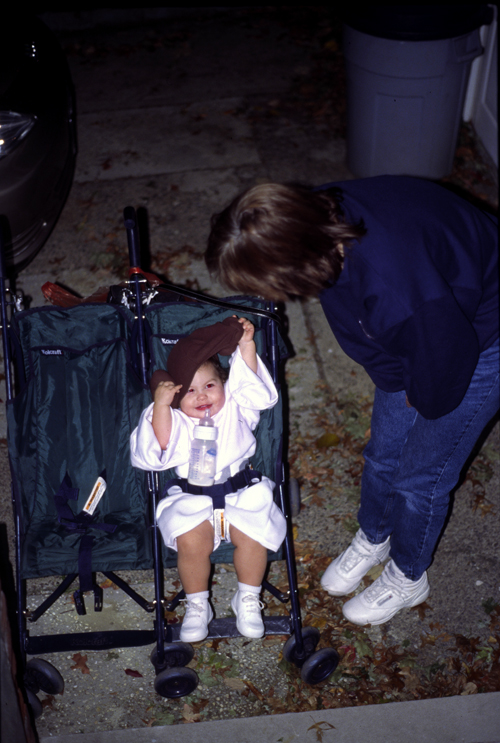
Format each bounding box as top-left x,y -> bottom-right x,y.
149,315 -> 244,408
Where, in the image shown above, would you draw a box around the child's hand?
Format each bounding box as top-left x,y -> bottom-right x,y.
235,316 -> 255,345
233,316 -> 258,372
154,380 -> 182,408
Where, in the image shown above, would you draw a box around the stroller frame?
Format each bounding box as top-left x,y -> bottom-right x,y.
0,208 -> 339,709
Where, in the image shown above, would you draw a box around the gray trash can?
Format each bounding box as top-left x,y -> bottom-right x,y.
342,5 -> 494,178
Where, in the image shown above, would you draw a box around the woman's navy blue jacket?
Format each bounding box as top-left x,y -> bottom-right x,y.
317,176 -> 498,420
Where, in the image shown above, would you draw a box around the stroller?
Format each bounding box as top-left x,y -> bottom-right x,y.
0,208 -> 339,715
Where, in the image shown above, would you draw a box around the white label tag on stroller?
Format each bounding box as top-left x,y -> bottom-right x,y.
214,509 -> 227,541
83,477 -> 107,515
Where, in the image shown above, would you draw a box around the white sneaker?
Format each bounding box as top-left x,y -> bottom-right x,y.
179,598 -> 214,642
231,590 -> 265,639
342,559 -> 430,626
321,529 -> 391,596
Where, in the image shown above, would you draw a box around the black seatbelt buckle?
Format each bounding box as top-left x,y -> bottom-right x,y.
94,583 -> 103,612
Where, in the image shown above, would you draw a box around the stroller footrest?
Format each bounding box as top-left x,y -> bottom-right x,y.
167,615 -> 292,641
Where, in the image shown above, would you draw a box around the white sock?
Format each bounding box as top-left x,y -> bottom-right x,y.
238,582 -> 261,595
185,590 -> 209,602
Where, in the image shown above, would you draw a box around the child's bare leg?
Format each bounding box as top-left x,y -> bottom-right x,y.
230,525 -> 267,587
177,520 -> 214,594
230,525 -> 267,638
177,521 -> 214,643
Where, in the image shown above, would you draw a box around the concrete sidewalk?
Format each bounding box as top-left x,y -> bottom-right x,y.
0,7 -> 498,743
41,693 -> 500,743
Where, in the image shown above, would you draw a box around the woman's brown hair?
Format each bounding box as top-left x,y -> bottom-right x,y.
206,182 -> 366,300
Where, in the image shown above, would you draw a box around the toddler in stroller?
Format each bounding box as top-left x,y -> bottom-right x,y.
130,315 -> 286,642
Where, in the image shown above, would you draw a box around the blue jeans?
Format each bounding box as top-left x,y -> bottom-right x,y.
358,338 -> 499,580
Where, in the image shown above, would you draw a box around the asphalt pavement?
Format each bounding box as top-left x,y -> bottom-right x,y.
0,7 -> 498,743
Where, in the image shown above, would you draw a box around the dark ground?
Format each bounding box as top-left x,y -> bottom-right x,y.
0,6 -> 498,738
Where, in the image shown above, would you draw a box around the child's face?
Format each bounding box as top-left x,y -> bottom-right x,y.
179,363 -> 225,419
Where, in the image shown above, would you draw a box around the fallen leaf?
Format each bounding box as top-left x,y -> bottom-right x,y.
354,636 -> 374,659
413,601 -> 433,620
71,653 -> 90,674
420,634 -> 437,648
181,703 -> 200,723
307,720 -> 336,742
455,635 -> 481,654
223,677 -> 247,691
461,682 -> 478,695
261,635 -> 287,646
41,695 -> 56,710
244,680 -> 265,701
316,432 -> 340,448
399,668 -> 421,693
309,493 -> 325,507
309,615 -> 328,630
191,698 -> 210,714
125,668 -> 143,678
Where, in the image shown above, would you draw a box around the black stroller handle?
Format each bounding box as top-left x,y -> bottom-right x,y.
155,280 -> 282,326
123,206 -> 141,268
123,207 -> 148,383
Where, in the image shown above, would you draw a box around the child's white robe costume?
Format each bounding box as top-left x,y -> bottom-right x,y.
130,348 -> 286,551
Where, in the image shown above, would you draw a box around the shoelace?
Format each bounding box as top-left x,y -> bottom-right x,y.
341,532 -> 381,571
181,598 -> 206,618
240,594 -> 265,614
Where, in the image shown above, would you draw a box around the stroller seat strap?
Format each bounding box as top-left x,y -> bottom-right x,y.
53,473 -> 117,614
167,467 -> 263,510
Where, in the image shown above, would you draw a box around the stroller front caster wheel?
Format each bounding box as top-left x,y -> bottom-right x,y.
25,658 -> 64,695
150,642 -> 194,672
26,688 -> 43,719
282,626 -> 320,667
300,647 -> 340,685
154,666 -> 199,698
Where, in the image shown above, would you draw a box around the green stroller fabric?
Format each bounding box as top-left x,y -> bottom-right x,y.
7,304 -> 151,579
7,296 -> 287,579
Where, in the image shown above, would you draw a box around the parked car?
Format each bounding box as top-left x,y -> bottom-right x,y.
0,15 -> 76,271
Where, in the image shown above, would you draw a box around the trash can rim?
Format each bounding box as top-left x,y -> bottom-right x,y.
339,4 -> 494,41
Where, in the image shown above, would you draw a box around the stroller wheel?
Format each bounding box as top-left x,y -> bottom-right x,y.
25,658 -> 65,695
300,647 -> 340,685
154,666 -> 199,698
26,688 -> 43,719
150,642 -> 194,671
282,626 -> 320,667
289,478 -> 301,518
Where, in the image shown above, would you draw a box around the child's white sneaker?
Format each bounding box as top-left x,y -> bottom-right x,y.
342,559 -> 430,626
321,529 -> 391,596
180,596 -> 214,642
231,590 -> 265,639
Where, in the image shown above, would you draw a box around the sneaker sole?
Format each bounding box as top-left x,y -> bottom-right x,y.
179,630 -> 209,642
343,584 -> 430,626
321,580 -> 363,597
